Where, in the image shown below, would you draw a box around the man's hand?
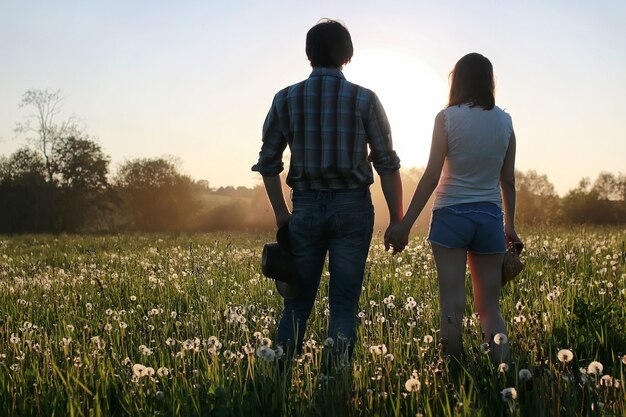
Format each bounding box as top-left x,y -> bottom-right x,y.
384,221 -> 410,255
276,212 -> 291,229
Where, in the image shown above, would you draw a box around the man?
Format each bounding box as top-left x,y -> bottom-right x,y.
252,19 -> 403,364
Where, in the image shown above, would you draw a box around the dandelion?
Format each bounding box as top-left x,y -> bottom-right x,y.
139,345 -> 153,356
242,343 -> 255,355
10,334 -> 20,344
323,337 -> 334,348
130,295 -> 137,302
132,363 -> 147,378
600,375 -> 613,386
256,345 -> 276,362
145,367 -> 155,377
275,345 -> 284,359
405,377 -> 421,392
493,333 -> 508,345
85,303 -> 93,311
519,369 -> 532,382
557,349 -> 574,363
587,361 -> 604,376
10,363 -> 20,372
369,344 -> 388,355
157,367 -> 169,377
165,337 -> 176,346
500,387 -> 517,402
622,355 -> 626,365
156,391 -> 165,400
385,353 -> 395,362
498,363 -> 509,373
423,335 -> 434,344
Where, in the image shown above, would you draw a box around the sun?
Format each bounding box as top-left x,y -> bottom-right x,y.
345,47 -> 448,169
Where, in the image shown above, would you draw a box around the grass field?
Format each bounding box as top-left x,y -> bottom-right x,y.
0,226 -> 624,416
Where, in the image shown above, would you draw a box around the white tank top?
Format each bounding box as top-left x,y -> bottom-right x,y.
433,104 -> 513,210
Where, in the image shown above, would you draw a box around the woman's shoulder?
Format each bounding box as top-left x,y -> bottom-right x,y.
492,105 -> 513,124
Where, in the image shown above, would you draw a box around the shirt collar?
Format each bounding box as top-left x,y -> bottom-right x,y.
309,67 -> 346,79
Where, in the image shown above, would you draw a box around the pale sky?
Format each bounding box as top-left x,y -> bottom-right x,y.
1,0 -> 624,195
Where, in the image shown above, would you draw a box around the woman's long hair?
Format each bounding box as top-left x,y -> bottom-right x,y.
448,53 -> 495,110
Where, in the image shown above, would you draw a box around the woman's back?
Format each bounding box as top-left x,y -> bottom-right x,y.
433,104 -> 513,210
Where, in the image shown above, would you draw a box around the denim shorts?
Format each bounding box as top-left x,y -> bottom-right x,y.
428,202 -> 506,254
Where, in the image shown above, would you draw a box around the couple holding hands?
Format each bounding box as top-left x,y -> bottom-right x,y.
252,19 -> 523,366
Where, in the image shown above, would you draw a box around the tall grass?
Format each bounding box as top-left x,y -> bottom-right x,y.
0,227 -> 624,416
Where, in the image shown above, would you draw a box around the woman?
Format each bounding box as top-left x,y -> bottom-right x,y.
385,53 -> 522,364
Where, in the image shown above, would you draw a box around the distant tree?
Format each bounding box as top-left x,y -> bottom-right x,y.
0,148 -> 53,232
0,147 -> 47,186
515,170 -> 560,224
114,157 -> 197,231
53,135 -> 114,231
592,172 -> 625,201
14,89 -> 81,183
562,173 -> 625,224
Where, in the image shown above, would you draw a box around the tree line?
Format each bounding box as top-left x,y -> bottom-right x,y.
1,89 -> 624,234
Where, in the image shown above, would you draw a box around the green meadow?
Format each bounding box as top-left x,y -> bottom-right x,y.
0,226 -> 624,416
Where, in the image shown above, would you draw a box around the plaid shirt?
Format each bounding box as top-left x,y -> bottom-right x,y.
252,67 -> 400,190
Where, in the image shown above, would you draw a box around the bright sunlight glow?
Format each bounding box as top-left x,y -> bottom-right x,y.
346,47 -> 449,169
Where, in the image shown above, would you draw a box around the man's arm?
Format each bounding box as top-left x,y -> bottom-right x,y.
262,175 -> 291,228
380,170 -> 404,253
380,170 -> 403,224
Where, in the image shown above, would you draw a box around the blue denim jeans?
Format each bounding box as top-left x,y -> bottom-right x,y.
277,188 -> 374,359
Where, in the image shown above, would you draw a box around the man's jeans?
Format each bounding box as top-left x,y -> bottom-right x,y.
277,188 -> 374,360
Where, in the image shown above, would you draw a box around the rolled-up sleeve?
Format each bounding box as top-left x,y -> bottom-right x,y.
251,96 -> 287,177
366,93 -> 401,175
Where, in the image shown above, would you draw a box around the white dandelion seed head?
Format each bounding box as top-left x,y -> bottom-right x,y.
323,337 -> 334,348
256,345 -> 276,362
518,368 -> 532,382
498,363 -> 509,373
132,363 -> 147,377
404,377 -> 421,392
600,375 -> 613,386
493,333 -> 508,345
557,349 -> 574,363
500,387 -> 517,402
587,361 -> 604,376
423,335 -> 434,344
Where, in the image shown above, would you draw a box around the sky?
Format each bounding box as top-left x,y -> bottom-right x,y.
1,0 -> 625,196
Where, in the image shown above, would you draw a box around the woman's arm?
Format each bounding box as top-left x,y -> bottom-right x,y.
384,111 -> 447,250
500,130 -> 522,249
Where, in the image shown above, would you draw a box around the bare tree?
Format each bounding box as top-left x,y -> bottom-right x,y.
14,89 -> 79,183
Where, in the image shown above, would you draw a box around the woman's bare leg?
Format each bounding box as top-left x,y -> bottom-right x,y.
468,252 -> 509,364
431,244 -> 468,358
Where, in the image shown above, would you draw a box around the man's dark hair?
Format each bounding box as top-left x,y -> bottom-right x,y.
448,52 -> 495,110
306,19 -> 353,68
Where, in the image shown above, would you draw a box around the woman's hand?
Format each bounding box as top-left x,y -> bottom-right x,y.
384,221 -> 411,255
505,223 -> 523,254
